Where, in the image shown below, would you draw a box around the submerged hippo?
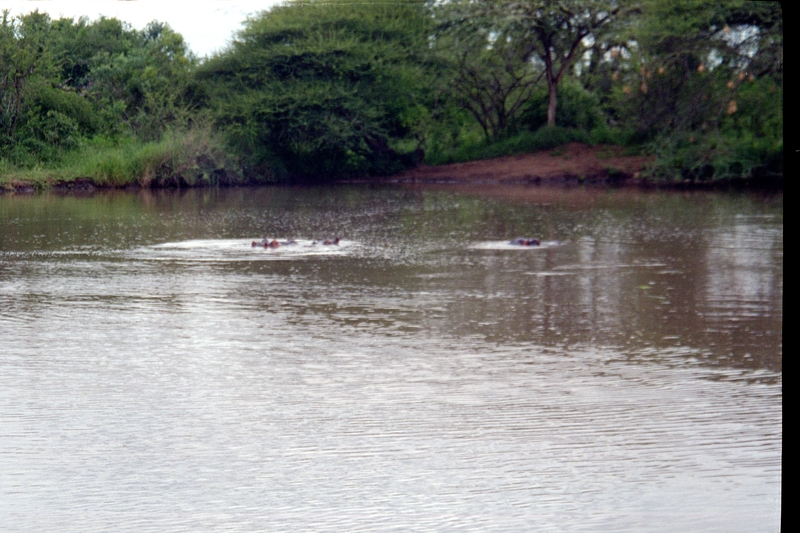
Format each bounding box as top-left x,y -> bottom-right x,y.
251,239 -> 298,248
312,237 -> 340,245
509,237 -> 541,246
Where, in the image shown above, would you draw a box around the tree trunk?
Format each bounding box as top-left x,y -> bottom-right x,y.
547,80 -> 557,126
541,34 -> 557,127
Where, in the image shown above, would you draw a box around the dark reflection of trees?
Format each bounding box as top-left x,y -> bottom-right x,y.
1,187 -> 781,378
406,190 -> 782,376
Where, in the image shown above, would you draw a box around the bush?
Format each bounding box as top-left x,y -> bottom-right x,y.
517,81 -> 605,133
642,131 -> 783,183
425,126 -> 588,165
589,125 -> 646,148
0,125 -> 251,189
199,0 -> 433,181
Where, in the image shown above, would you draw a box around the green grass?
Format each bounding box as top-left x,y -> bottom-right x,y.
0,127 -> 250,191
2,122 -> 780,189
425,126 -> 595,166
639,131 -> 783,183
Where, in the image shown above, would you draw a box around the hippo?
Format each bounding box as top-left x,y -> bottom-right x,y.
252,238 -> 298,248
509,237 -> 540,246
252,238 -> 279,248
312,237 -> 340,245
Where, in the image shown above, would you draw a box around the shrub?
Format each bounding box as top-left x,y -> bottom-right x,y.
425,126 -> 588,165
517,81 -> 605,133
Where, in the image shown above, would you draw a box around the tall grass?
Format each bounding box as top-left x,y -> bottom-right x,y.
641,132 -> 783,183
425,126 -> 591,165
0,126 -> 254,191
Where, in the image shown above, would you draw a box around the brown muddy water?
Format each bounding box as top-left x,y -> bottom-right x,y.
0,185 -> 782,532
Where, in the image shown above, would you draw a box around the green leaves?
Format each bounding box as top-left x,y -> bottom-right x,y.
199,0 -> 433,179
430,1 -> 544,141
1,10 -> 195,164
0,10 -> 56,146
0,0 -> 782,184
610,0 -> 783,181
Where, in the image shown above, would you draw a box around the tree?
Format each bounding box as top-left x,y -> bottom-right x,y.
432,0 -> 632,129
614,0 -> 782,180
197,0 -> 433,180
496,0 -> 631,126
49,16 -> 142,90
0,10 -> 56,149
431,2 -> 544,142
0,10 -> 196,163
88,21 -> 194,140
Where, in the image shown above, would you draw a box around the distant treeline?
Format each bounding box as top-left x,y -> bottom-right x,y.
0,0 -> 782,187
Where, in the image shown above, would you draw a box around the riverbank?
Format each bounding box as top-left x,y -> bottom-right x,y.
1,141 -> 782,193
0,139 -> 636,193
377,142 -> 782,190
0,142 -> 654,193
0,128 -> 255,194
383,143 -> 654,186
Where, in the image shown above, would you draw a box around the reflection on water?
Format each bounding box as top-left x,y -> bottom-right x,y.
141,238 -> 357,261
0,186 -> 782,532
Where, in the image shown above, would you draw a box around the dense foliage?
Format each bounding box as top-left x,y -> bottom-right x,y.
0,1 -> 783,187
195,0 -> 433,180
592,0 -> 783,180
1,12 -> 193,159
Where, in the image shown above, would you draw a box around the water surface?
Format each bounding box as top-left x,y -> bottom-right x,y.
0,185 -> 782,532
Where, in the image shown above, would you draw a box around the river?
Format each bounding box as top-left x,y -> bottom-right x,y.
0,185 -> 782,532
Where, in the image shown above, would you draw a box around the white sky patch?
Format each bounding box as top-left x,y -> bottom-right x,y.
1,0 -> 284,57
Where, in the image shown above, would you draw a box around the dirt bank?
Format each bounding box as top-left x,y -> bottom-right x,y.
387,143 -> 654,185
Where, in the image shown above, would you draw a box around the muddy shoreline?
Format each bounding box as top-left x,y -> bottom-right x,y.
2,143 -> 782,193
357,143 -> 781,190
383,143 -> 654,186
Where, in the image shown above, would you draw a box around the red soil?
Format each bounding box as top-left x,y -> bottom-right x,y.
389,143 -> 654,184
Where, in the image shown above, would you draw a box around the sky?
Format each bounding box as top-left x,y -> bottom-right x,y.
2,0 -> 284,57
